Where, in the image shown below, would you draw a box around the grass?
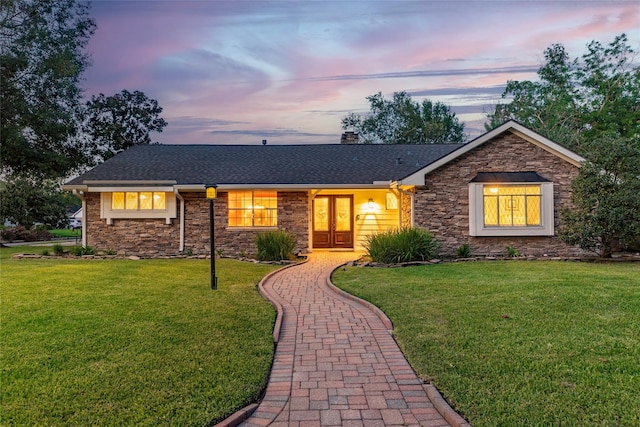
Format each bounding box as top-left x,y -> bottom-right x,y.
332,261 -> 640,427
1,245 -> 279,426
49,229 -> 82,239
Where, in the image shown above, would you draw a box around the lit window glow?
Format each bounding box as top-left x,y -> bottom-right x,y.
483,185 -> 541,227
228,191 -> 277,227
112,192 -> 166,211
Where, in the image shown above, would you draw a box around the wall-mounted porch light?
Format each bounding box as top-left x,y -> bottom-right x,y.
205,184 -> 218,290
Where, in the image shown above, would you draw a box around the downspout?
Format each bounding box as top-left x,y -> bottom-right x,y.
72,189 -> 87,247
174,189 -> 185,252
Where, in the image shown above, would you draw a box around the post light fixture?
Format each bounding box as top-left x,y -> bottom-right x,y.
205,184 -> 218,290
206,185 -> 217,200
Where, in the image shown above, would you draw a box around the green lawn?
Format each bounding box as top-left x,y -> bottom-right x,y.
332,261 -> 640,427
49,228 -> 82,238
1,246 -> 279,426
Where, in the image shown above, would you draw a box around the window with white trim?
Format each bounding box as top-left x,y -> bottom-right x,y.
111,192 -> 166,210
100,191 -> 177,225
469,172 -> 554,237
227,191 -> 277,227
482,185 -> 541,227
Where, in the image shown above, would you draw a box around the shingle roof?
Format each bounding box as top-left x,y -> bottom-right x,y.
66,143 -> 463,186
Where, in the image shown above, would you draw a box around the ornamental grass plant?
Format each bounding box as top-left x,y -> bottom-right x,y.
255,230 -> 297,261
365,227 -> 439,263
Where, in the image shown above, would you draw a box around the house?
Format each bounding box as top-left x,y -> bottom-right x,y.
68,208 -> 83,229
63,121 -> 586,257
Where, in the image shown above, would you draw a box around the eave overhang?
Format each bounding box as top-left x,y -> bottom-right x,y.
63,181 -> 396,192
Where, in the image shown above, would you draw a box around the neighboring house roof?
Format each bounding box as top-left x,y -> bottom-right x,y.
69,208 -> 83,219
66,143 -> 462,188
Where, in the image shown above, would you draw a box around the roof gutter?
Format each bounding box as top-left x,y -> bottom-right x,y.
176,183 -> 395,192
62,184 -> 88,191
64,182 -> 395,192
83,180 -> 178,185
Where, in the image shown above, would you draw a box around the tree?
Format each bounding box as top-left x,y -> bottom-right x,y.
560,137 -> 640,257
1,0 -> 96,179
0,176 -> 71,228
487,34 -> 640,257
342,91 -> 465,144
1,1 -> 168,230
84,90 -> 168,164
487,34 -> 639,153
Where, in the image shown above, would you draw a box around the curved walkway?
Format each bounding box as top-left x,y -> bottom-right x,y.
237,252 -> 466,427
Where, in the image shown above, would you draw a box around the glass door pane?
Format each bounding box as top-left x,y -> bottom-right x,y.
335,197 -> 351,231
314,198 -> 329,231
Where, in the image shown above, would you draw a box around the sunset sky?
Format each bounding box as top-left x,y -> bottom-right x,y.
84,0 -> 640,145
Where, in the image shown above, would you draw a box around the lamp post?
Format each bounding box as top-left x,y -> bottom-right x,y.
205,184 -> 218,290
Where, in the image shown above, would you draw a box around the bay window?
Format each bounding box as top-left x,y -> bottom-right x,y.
469,172 -> 554,236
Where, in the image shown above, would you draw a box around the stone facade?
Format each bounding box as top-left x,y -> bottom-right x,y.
182,191 -> 309,257
86,192 -> 181,256
86,191 -> 309,257
413,133 -> 585,257
400,190 -> 414,229
84,132 -> 584,258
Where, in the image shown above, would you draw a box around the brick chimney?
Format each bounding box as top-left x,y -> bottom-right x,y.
340,131 -> 359,144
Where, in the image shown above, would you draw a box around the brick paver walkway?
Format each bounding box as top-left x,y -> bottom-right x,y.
239,252 -> 455,427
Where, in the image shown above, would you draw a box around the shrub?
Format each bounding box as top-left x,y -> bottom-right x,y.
365,228 -> 439,264
0,226 -> 52,242
506,245 -> 522,258
1,226 -> 28,242
255,230 -> 296,261
456,243 -> 472,258
70,246 -> 96,256
28,225 -> 52,242
52,244 -> 65,255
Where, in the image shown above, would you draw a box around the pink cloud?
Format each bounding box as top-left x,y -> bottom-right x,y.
82,1 -> 639,145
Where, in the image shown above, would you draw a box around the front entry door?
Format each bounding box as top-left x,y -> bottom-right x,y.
313,195 -> 353,248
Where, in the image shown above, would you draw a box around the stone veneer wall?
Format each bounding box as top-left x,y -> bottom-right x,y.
85,192 -> 181,256
86,191 -> 309,257
182,191 -> 309,257
413,132 -> 585,257
400,190 -> 414,229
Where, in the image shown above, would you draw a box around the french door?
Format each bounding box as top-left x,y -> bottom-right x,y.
312,195 -> 353,248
